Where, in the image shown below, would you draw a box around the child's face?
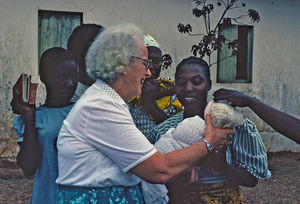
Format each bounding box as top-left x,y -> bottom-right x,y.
46,60 -> 79,100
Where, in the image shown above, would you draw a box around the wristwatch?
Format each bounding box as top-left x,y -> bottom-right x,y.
200,139 -> 213,152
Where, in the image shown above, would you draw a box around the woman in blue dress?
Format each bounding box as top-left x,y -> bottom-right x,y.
11,47 -> 78,204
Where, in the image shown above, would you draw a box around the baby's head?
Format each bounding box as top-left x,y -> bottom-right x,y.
172,101 -> 243,147
39,47 -> 78,102
155,101 -> 244,151
204,100 -> 244,128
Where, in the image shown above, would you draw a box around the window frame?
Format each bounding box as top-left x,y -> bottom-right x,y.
38,10 -> 83,67
217,24 -> 254,83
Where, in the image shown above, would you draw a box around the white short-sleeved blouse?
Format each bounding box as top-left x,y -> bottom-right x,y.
56,80 -> 157,187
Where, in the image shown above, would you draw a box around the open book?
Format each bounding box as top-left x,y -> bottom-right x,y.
12,73 -> 38,104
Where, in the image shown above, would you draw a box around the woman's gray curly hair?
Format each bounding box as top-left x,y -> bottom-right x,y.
86,23 -> 144,83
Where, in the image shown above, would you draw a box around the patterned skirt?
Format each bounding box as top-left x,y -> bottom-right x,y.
167,182 -> 244,204
56,184 -> 144,204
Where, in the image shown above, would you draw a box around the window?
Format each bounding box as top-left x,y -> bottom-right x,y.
38,10 -> 82,65
217,24 -> 253,83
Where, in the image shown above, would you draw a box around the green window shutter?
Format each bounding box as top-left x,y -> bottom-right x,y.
38,10 -> 82,66
217,25 -> 253,83
217,24 -> 237,83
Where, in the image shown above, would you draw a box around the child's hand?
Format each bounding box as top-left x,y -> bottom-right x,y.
141,79 -> 160,101
10,92 -> 36,117
141,79 -> 161,111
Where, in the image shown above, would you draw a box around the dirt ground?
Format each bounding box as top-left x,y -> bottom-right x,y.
0,152 -> 299,204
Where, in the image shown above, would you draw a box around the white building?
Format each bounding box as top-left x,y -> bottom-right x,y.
0,0 -> 299,157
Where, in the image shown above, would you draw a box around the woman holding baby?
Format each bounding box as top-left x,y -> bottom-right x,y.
150,56 -> 271,203
55,24 -> 234,203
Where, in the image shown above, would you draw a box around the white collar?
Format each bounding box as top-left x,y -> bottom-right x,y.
94,79 -> 125,104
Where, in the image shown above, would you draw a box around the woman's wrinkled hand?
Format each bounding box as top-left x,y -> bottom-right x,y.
204,114 -> 234,150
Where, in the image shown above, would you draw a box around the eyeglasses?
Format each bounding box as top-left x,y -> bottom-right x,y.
149,56 -> 163,66
131,56 -> 152,71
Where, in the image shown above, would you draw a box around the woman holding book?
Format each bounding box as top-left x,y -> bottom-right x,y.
11,47 -> 78,204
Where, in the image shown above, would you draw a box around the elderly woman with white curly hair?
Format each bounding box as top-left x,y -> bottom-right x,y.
55,23 -> 233,203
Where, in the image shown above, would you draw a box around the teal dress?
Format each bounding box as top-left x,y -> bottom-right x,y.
13,104 -> 74,204
56,185 -> 144,204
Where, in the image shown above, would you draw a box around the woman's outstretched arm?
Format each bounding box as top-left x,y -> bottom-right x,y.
213,88 -> 300,144
130,115 -> 234,184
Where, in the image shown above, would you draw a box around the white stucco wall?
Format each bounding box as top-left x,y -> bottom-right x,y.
0,0 -> 299,157
209,0 -> 300,151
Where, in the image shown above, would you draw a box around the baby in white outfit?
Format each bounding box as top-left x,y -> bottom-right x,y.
141,101 -> 244,204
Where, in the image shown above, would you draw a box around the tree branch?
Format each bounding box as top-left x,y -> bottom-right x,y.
209,54 -> 233,68
187,32 -> 206,36
230,14 -> 248,21
208,12 -> 211,31
204,16 -> 209,34
213,5 -> 230,32
229,5 -> 245,10
231,19 -> 252,25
